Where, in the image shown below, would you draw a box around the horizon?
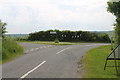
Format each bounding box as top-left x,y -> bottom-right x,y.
5,30 -> 113,34
0,0 -> 115,34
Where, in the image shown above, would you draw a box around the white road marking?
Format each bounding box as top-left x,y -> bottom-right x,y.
84,45 -> 92,46
30,49 -> 34,51
84,44 -> 109,46
26,45 -> 55,53
48,46 -> 50,47
25,50 -> 29,53
40,47 -> 43,49
43,46 -> 46,48
36,48 -> 39,50
20,61 -> 46,79
56,47 -> 72,54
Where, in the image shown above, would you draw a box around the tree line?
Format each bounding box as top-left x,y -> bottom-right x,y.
28,30 -> 111,42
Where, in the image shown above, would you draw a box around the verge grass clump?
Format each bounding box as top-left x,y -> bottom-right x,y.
19,41 -> 80,46
2,37 -> 24,63
54,39 -> 59,43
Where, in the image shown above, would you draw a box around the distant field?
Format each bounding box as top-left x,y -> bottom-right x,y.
6,34 -> 28,38
83,45 -> 120,78
92,31 -> 114,38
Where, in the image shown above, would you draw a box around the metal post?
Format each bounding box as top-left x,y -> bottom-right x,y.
113,51 -> 118,75
118,44 -> 120,75
104,59 -> 108,70
111,37 -> 113,50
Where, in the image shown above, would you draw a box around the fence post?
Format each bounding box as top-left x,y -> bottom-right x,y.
118,44 -> 120,75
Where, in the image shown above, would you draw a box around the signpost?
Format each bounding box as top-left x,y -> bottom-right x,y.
50,31 -> 57,35
50,31 -> 57,40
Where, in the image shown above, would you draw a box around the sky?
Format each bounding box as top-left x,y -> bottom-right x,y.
0,0 -> 116,34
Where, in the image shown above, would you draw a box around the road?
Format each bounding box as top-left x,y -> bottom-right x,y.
2,43 -> 108,78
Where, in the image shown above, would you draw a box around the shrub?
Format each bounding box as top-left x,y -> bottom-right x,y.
54,39 -> 59,43
2,37 -> 23,62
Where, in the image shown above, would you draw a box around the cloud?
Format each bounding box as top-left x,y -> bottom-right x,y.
0,0 -> 115,33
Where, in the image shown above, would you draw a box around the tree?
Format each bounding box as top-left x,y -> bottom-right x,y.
107,1 -> 120,44
0,20 -> 7,38
107,0 -> 120,75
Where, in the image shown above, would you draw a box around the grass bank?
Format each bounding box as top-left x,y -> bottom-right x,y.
82,45 -> 120,78
19,41 -> 80,46
0,39 -> 2,64
2,38 -> 24,63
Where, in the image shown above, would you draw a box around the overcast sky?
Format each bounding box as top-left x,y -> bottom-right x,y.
0,0 -> 116,34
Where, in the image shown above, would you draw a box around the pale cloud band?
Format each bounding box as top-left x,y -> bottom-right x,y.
0,0 -> 115,34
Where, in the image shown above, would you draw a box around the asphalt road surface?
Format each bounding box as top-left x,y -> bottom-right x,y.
2,43 -> 109,78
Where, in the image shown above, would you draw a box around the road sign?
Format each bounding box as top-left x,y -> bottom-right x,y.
50,31 -> 57,34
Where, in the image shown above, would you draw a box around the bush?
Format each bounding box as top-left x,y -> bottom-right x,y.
54,39 -> 59,43
2,37 -> 24,62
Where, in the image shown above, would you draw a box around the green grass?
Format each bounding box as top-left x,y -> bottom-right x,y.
19,41 -> 108,46
19,41 -> 80,46
82,45 -> 120,78
0,39 -> 1,52
2,38 -> 24,63
0,39 -> 2,64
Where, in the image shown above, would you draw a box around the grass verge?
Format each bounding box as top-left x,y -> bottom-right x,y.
0,39 -> 2,64
2,38 -> 24,63
19,41 -> 80,46
82,45 -> 120,78
19,41 -> 108,46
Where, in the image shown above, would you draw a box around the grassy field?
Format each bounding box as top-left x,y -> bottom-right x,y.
2,38 -> 24,63
82,45 -> 120,78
